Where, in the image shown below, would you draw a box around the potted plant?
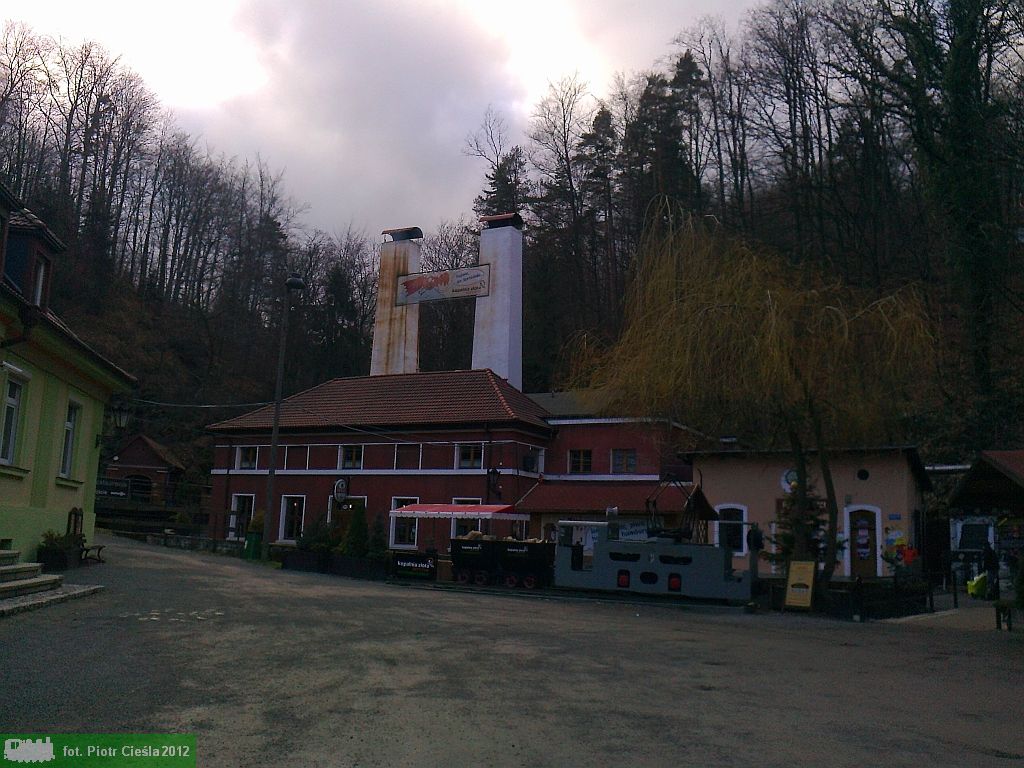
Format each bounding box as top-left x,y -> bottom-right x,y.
36,530 -> 82,572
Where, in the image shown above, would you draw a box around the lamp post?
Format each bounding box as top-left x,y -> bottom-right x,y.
262,272 -> 305,558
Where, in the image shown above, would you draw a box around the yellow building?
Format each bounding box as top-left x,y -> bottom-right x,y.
0,183 -> 134,557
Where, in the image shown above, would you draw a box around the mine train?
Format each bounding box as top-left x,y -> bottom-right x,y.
449,520 -> 751,603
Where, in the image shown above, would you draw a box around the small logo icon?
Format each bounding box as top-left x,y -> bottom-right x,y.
3,738 -> 55,763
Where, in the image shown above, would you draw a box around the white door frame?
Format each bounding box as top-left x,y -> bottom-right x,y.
279,495 -> 306,541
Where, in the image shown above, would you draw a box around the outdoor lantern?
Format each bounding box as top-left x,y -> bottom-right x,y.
109,399 -> 131,430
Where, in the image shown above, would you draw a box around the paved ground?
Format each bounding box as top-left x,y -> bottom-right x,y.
1,535 -> 1021,768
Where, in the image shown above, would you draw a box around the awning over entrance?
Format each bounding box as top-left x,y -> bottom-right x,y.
390,503 -> 530,521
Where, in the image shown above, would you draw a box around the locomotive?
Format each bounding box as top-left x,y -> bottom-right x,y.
448,519 -> 751,603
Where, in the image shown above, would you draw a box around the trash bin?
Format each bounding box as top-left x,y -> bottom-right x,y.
967,572 -> 987,598
244,532 -> 263,560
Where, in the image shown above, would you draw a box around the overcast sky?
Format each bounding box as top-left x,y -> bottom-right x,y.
7,0 -> 759,237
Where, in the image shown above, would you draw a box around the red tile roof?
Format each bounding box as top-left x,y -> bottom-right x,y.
516,480 -> 695,515
208,369 -> 553,433
981,450 -> 1024,487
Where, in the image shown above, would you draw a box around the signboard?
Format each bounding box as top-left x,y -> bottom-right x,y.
391,552 -> 437,580
396,265 -> 490,305
784,560 -> 816,610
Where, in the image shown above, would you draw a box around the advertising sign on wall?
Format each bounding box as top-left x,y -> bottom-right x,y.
396,265 -> 490,305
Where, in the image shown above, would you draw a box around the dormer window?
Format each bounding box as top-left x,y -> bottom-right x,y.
31,256 -> 49,307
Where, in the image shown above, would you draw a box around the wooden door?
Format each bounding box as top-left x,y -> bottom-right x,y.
850,508 -> 878,579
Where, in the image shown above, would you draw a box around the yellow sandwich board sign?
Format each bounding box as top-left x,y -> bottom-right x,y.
785,560 -> 816,610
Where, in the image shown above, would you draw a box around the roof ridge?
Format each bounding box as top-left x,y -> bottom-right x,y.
485,369 -> 516,420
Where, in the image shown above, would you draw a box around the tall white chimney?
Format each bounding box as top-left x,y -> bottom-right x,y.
370,227 -> 421,376
471,214 -> 523,388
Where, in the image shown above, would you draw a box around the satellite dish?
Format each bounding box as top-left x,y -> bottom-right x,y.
333,478 -> 348,503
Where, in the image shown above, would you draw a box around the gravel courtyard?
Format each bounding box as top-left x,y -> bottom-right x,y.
1,535 -> 1020,768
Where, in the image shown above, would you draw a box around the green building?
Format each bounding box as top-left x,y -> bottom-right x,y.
1,182 -> 134,557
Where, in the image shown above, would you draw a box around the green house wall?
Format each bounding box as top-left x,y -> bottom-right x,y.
1,300 -> 128,557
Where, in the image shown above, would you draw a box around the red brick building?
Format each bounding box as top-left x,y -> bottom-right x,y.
102,434 -> 186,505
208,369 -> 692,550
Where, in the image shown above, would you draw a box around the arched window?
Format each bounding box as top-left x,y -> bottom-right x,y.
714,504 -> 748,556
126,475 -> 153,502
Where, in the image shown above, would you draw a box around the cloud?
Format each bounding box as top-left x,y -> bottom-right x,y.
176,0 -> 526,235
12,0 -> 761,238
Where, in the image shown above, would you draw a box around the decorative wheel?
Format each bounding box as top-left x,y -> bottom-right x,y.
504,573 -> 519,588
474,570 -> 489,586
522,574 -> 537,589
456,570 -> 470,585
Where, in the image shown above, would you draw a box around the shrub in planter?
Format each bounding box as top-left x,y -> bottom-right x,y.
327,551 -> 388,580
341,507 -> 368,557
367,517 -> 388,561
283,520 -> 340,572
36,529 -> 82,572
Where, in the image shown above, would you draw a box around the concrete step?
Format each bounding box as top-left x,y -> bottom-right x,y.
0,563 -> 42,582
0,550 -> 21,566
0,574 -> 63,600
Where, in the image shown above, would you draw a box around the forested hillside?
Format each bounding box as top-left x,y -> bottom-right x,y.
1,0 -> 1022,471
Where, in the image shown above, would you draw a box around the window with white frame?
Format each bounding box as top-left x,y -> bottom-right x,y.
521,446 -> 543,473
611,448 -> 637,474
237,446 -> 257,469
31,257 -> 48,306
390,496 -> 419,548
341,444 -> 363,469
280,496 -> 305,541
457,443 -> 483,469
451,497 -> 482,538
59,401 -> 81,478
1,377 -> 25,465
228,494 -> 255,539
715,505 -> 747,556
569,449 -> 592,474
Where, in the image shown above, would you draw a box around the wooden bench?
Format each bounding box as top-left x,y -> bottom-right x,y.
81,544 -> 105,564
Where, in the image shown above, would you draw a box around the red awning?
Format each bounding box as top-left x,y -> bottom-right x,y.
390,503 -> 530,521
516,481 -> 693,515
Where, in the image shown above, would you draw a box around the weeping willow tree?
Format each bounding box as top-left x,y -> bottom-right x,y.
572,203 -> 936,586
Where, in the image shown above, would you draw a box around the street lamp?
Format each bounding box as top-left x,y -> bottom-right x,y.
263,271 -> 305,558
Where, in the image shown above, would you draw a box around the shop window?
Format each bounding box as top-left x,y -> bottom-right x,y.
715,505 -> 747,555
569,449 -> 592,474
341,444 -> 363,469
611,448 -> 637,474
451,497 -> 482,538
457,443 -> 483,469
390,497 -> 419,548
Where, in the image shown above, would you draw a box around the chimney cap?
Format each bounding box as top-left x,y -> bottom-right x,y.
479,212 -> 523,230
382,226 -> 423,241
